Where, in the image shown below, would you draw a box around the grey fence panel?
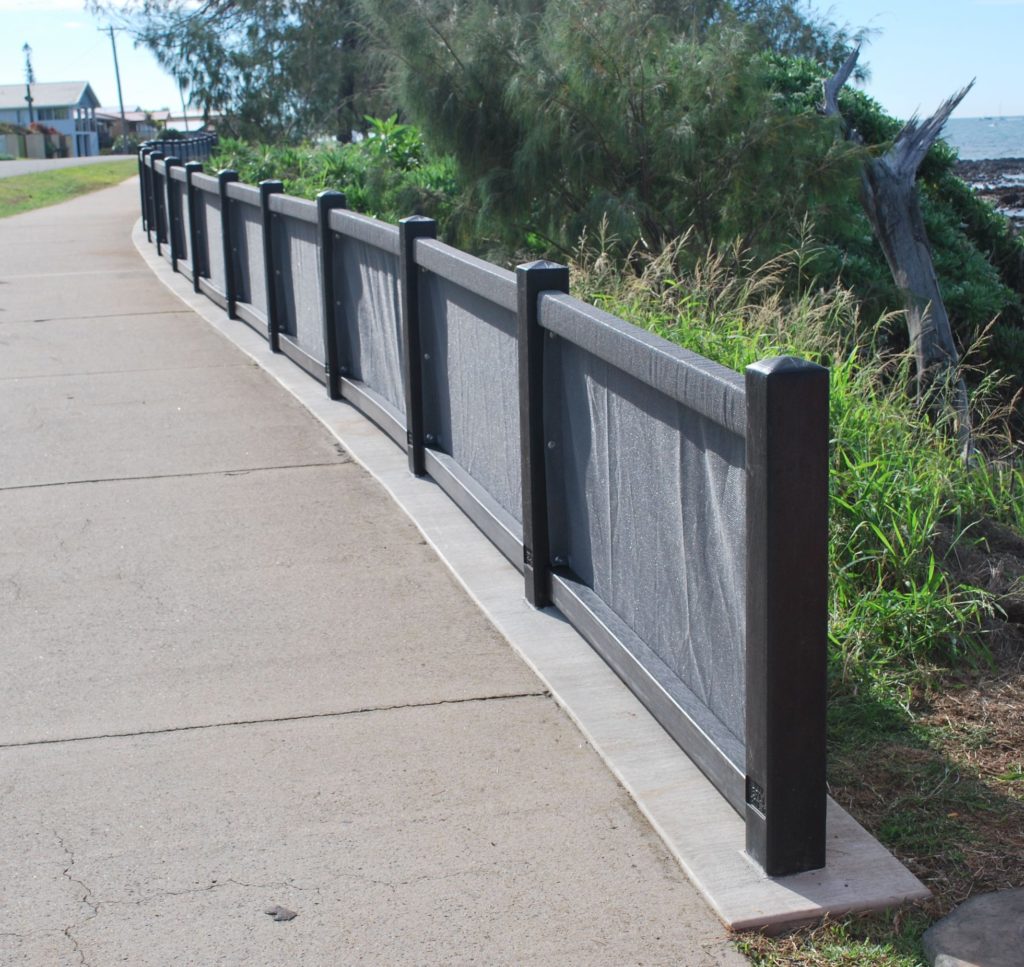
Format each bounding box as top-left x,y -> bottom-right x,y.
170,176 -> 189,265
420,272 -> 523,526
546,336 -> 747,747
271,210 -> 324,361
153,164 -> 169,249
201,191 -> 227,295
179,178 -> 192,270
334,235 -> 404,415
229,199 -> 267,316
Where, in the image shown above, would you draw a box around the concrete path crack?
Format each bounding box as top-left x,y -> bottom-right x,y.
55,831 -> 98,967
0,691 -> 551,750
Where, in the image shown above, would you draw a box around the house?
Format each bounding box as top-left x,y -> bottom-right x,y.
0,81 -> 101,157
95,107 -> 161,148
95,106 -> 222,149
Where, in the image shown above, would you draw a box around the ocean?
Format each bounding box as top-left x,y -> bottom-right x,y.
944,116 -> 1024,160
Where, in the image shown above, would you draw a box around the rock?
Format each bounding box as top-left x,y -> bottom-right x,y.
264,904 -> 298,922
922,888 -> 1024,966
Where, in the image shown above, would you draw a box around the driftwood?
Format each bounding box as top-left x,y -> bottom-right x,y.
823,48 -> 975,459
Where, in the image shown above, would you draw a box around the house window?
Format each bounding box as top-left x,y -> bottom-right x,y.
38,107 -> 70,121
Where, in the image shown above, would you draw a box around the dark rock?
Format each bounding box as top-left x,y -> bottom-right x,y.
922,888 -> 1024,966
264,904 -> 298,922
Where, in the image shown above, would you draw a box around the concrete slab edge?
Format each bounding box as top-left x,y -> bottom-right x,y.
132,222 -> 931,932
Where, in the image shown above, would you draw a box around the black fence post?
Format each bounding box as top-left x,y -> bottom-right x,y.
744,355 -> 829,876
259,180 -> 284,351
516,261 -> 569,608
399,215 -> 437,476
217,169 -> 239,318
149,151 -> 165,254
144,148 -> 156,242
317,190 -> 347,399
163,156 -> 182,272
184,162 -> 203,289
138,148 -> 149,232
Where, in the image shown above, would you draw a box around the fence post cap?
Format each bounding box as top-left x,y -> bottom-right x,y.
516,259 -> 566,274
746,355 -> 826,377
316,189 -> 347,211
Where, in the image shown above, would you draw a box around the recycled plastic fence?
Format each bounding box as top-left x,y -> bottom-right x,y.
138,147 -> 830,877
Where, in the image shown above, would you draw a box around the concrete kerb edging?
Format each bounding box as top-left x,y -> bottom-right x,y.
131,218 -> 931,933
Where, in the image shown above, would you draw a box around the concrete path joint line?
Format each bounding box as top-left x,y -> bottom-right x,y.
0,692 -> 552,751
6,309 -> 198,325
0,362 -> 248,383
0,461 -> 348,494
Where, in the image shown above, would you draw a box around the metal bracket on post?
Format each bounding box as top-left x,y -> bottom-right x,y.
517,260 -> 569,609
183,162 -> 203,291
163,156 -> 182,272
149,151 -> 165,254
317,190 -> 347,399
744,355 -> 829,876
217,169 -> 239,318
259,180 -> 284,351
399,215 -> 437,476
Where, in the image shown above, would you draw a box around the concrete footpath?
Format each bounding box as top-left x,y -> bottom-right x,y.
0,182 -> 746,964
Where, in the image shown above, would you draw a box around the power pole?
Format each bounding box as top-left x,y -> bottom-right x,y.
22,43 -> 35,125
178,77 -> 190,133
105,27 -> 128,152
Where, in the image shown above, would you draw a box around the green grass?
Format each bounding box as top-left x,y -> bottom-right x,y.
0,160 -> 138,218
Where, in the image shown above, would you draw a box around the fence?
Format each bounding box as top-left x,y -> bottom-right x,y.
139,132 -> 218,163
138,147 -> 830,877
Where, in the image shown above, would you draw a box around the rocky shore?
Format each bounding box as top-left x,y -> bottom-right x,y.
956,157 -> 1024,232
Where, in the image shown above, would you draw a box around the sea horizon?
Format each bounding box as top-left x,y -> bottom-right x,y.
943,115 -> 1024,160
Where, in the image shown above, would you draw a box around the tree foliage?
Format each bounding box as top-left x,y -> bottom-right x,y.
357,0 -> 865,256
89,0 -> 391,141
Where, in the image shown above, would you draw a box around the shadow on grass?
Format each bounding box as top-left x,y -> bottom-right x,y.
738,680 -> 1023,965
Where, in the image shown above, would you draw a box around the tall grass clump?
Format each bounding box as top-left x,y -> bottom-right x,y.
572,229 -> 1023,703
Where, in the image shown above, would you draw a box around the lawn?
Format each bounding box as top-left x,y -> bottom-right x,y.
0,160 -> 138,218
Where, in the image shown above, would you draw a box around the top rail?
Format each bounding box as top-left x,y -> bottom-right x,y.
268,193 -> 318,224
538,292 -> 747,435
328,208 -> 400,256
414,238 -> 517,313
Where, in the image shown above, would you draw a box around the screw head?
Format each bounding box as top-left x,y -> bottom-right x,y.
547,440 -> 556,450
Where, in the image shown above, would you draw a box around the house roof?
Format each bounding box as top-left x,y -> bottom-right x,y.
0,82 -> 100,111
96,108 -> 160,124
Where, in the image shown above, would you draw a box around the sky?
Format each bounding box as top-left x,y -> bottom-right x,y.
0,1 -> 1022,118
